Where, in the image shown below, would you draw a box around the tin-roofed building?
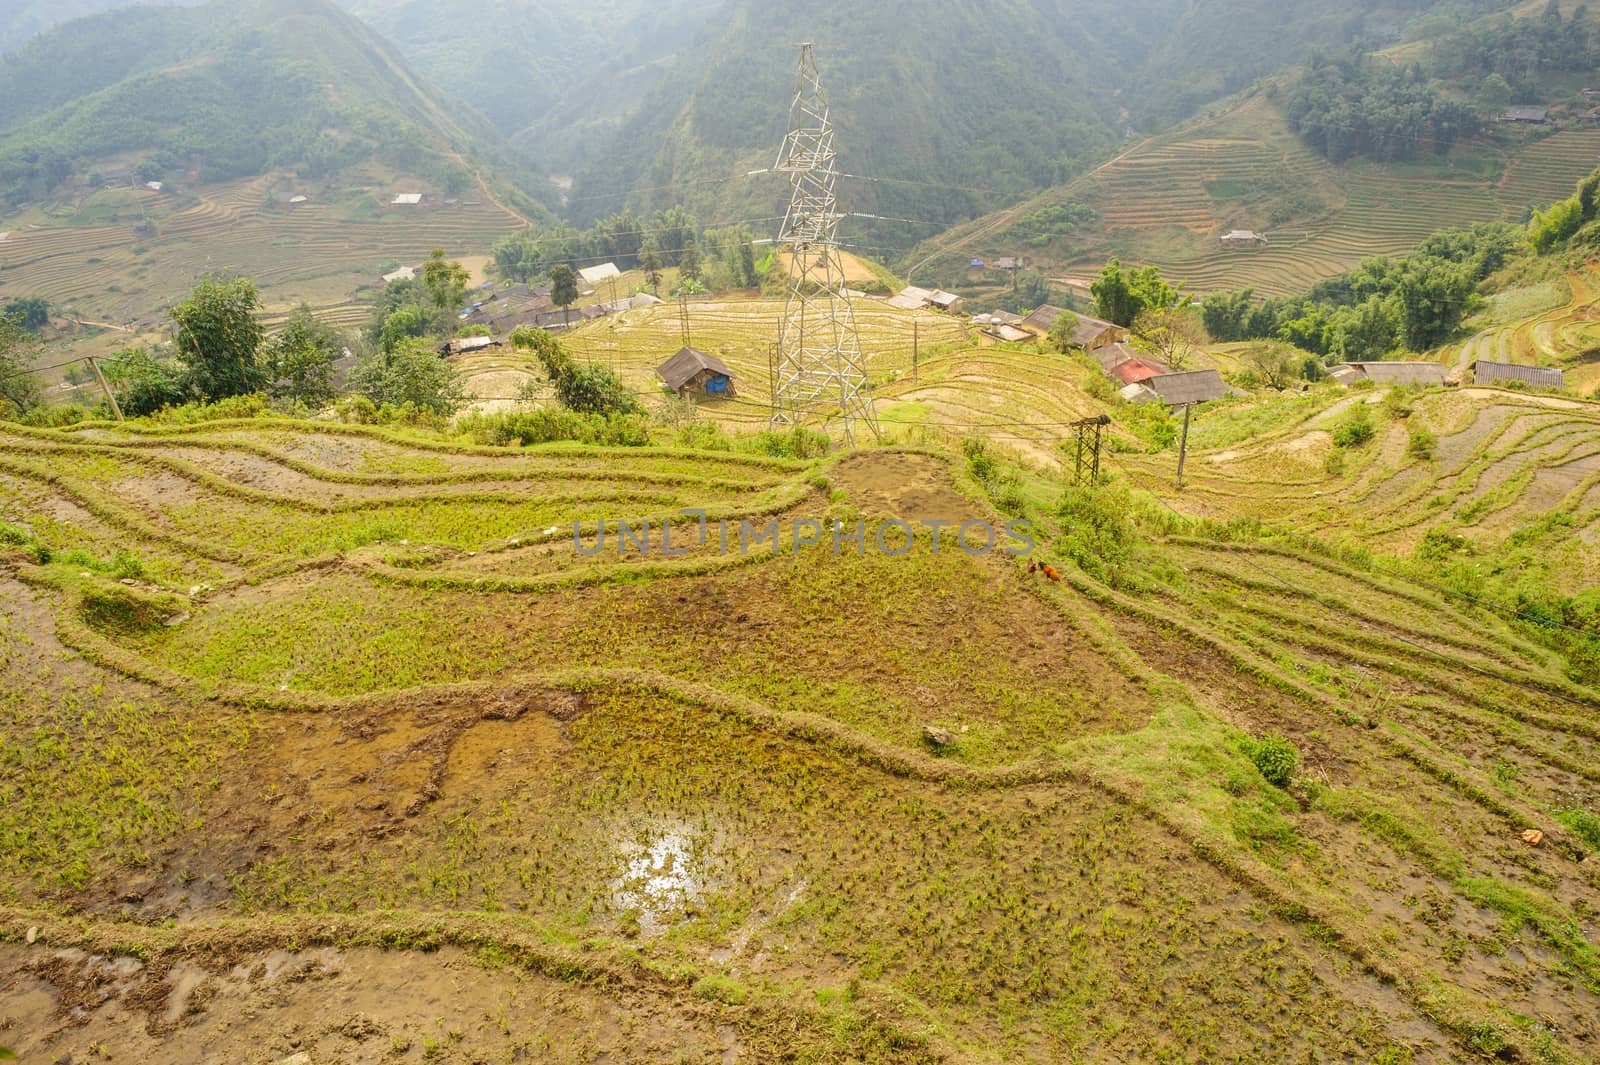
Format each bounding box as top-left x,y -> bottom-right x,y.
1472,361 -> 1564,389
1337,361 -> 1448,387
1020,306 -> 1126,350
1147,369 -> 1227,407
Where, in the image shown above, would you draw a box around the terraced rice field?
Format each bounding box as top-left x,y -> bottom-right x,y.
1,414 -> 1597,1061
0,174 -> 524,324
1125,387 -> 1600,591
457,296 -> 974,419
460,301 -> 1121,466
932,96 -> 1600,297
1451,266 -> 1600,395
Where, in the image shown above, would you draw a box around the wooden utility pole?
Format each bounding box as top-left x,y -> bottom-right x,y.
1176,402 -> 1193,490
86,356 -> 123,422
912,319 -> 919,385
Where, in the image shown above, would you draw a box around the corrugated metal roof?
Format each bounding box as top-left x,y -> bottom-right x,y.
1473,361 -> 1564,389
1113,358 -> 1166,385
1019,303 -> 1069,334
888,285 -> 933,310
1349,361 -> 1447,387
984,324 -> 1032,343
656,347 -> 734,391
1148,369 -> 1227,406
1092,343 -> 1137,373
578,262 -> 622,285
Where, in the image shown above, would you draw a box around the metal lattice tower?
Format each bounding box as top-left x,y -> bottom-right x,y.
770,44 -> 878,443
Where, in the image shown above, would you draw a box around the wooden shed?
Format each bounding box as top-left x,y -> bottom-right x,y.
656,346 -> 736,397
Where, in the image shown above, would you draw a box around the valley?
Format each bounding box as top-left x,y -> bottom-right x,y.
2,0 -> 1600,1061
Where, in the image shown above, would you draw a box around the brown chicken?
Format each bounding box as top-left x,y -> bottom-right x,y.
1042,565 -> 1061,583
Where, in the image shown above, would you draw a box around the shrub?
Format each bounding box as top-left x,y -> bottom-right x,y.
143,392 -> 271,425
965,437 -> 1026,514
1056,481 -> 1137,585
349,339 -> 465,416
753,426 -> 830,459
691,974 -> 748,1005
1406,428 -> 1436,460
674,420 -> 732,451
1332,409 -> 1375,448
1556,807 -> 1600,851
1247,734 -> 1299,787
455,409 -> 652,448
18,404 -> 88,427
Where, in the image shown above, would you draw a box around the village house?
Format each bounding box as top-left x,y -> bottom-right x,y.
578,262 -> 623,291
1146,369 -> 1228,407
1019,305 -> 1127,350
438,335 -> 503,357
656,346 -> 736,397
1219,229 -> 1267,248
1330,361 -> 1448,388
1496,107 -> 1550,125
887,286 -> 964,313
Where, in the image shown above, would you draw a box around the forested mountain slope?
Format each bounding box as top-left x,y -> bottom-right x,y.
559,0 -> 1531,247
0,0 -> 540,206
342,0 -> 721,136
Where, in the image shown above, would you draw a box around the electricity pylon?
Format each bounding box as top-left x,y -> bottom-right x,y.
770,43 -> 878,444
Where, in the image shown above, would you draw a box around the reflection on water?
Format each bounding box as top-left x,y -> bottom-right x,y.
610,820 -> 717,938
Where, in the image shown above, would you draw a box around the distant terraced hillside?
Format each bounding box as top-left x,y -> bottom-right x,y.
914,95 -> 1600,298
0,173 -> 522,325
1122,386 -> 1600,593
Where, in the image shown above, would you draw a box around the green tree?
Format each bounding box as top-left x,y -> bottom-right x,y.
1015,270 -> 1051,310
1477,73 -> 1512,112
170,277 -> 266,401
491,231 -> 541,283
1201,289 -> 1256,341
1091,260 -> 1139,326
1048,310 -> 1081,351
1244,341 -> 1300,390
1394,257 -> 1475,349
641,245 -> 664,295
349,338 -> 464,415
3,297 -> 49,332
1093,260 -> 1182,327
1530,197 -> 1584,253
421,247 -> 470,323
1134,305 -> 1207,369
0,314 -> 43,417
379,305 -> 429,354
264,304 -> 343,407
510,326 -> 639,415
679,240 -> 703,284
102,347 -> 188,416
550,264 -> 580,326
651,206 -> 699,265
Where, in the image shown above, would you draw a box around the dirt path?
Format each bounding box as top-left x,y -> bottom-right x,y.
1457,329 -> 1492,374
68,317 -> 133,333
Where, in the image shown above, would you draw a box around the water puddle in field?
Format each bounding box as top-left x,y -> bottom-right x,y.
609,819 -> 720,939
